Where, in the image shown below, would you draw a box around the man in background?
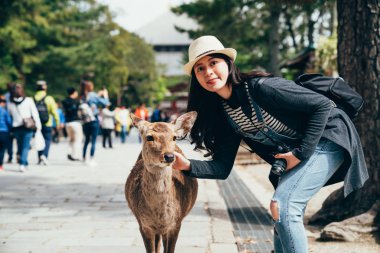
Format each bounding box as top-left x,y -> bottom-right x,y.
34,80 -> 59,165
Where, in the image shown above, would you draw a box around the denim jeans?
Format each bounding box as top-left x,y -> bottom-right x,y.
38,126 -> 52,158
0,132 -> 10,165
82,121 -> 99,159
272,138 -> 345,253
13,128 -> 34,166
120,125 -> 127,143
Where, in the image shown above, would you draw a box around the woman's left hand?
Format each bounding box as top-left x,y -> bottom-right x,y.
274,152 -> 301,171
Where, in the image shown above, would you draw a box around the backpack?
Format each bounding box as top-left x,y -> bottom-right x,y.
78,102 -> 94,123
34,96 -> 49,124
293,73 -> 364,119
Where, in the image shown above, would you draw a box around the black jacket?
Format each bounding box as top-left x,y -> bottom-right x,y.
186,77 -> 368,197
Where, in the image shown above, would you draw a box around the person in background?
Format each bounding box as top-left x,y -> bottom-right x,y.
0,97 -> 12,171
134,103 -> 149,121
134,103 -> 149,143
7,84 -> 41,172
101,104 -> 116,148
62,87 -> 82,161
79,80 -> 109,166
4,82 -> 15,163
52,101 -> 65,143
150,104 -> 162,122
115,105 -> 131,143
34,80 -> 60,165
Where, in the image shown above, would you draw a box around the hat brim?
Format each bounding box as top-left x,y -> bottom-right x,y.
183,48 -> 237,76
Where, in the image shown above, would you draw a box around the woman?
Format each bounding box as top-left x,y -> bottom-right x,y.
62,87 -> 82,161
100,104 -> 116,148
7,83 -> 42,172
173,36 -> 368,253
79,81 -> 109,166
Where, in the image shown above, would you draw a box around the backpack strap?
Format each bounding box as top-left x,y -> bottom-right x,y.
34,95 -> 47,104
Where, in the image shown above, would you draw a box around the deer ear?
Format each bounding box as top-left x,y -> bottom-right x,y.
173,111 -> 197,137
130,113 -> 143,127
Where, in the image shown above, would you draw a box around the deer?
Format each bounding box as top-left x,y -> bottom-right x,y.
125,111 -> 198,253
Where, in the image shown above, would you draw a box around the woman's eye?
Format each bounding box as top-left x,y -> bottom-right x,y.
146,135 -> 154,141
173,136 -> 177,141
196,66 -> 203,73
210,60 -> 217,66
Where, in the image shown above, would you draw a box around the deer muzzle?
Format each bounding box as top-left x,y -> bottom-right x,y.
163,152 -> 175,163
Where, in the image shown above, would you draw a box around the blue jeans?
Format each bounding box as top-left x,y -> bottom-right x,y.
38,126 -> 52,158
82,121 -> 99,159
272,138 -> 345,253
13,128 -> 34,166
120,126 -> 127,143
0,132 -> 10,165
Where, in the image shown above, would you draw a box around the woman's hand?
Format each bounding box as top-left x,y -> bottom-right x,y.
274,152 -> 301,171
173,151 -> 191,171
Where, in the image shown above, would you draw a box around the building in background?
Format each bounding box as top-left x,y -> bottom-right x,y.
137,11 -> 197,76
136,11 -> 197,116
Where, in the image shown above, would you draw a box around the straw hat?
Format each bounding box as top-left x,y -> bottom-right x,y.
183,35 -> 237,76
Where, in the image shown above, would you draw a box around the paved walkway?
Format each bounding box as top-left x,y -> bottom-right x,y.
0,129 -> 240,253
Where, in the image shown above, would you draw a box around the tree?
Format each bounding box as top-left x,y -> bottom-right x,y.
173,0 -> 335,75
308,0 -> 380,241
0,1 -> 161,105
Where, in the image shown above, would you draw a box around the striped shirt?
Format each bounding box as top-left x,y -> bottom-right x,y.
222,85 -> 299,137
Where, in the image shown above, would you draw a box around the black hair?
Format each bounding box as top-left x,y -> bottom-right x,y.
186,53 -> 272,156
67,87 -> 76,95
10,83 -> 25,100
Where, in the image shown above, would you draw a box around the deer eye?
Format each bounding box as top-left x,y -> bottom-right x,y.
146,135 -> 154,141
173,136 -> 177,141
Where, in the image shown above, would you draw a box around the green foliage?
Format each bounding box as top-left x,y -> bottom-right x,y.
0,0 -> 160,107
173,0 -> 337,73
315,33 -> 337,76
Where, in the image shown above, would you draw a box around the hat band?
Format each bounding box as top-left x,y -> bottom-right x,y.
195,49 -> 216,59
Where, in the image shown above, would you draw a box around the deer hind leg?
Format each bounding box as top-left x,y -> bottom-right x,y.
162,226 -> 181,253
139,226 -> 156,253
154,234 -> 162,253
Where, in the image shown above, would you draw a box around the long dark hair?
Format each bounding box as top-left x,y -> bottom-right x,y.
10,83 -> 25,100
186,53 -> 272,155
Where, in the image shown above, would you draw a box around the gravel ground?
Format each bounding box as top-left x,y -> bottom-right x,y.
234,158 -> 380,253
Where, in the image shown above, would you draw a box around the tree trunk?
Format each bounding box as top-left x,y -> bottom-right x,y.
310,0 -> 380,235
268,5 -> 282,76
283,6 -> 298,51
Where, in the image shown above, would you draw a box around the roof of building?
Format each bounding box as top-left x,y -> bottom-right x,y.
137,11 -> 197,46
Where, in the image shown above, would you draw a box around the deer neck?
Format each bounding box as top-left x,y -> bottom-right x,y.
142,164 -> 172,194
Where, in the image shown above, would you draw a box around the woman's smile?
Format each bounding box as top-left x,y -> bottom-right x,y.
206,78 -> 219,85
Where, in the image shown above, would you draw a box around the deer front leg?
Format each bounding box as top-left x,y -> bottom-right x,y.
154,234 -> 161,253
162,226 -> 181,253
139,226 -> 156,253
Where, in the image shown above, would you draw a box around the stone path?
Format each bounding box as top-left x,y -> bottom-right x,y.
0,129 -> 239,253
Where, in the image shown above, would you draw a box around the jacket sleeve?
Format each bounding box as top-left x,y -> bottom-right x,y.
30,98 -> 42,130
93,95 -> 110,107
5,110 -> 12,128
255,77 -> 332,160
184,130 -> 242,180
102,108 -> 115,117
47,96 -> 60,126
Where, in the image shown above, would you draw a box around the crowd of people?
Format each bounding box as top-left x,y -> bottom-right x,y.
0,80 -> 170,172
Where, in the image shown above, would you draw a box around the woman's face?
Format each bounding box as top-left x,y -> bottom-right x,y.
194,55 -> 230,95
87,82 -> 94,92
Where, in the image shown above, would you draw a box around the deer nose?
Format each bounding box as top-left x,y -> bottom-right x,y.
163,153 -> 175,163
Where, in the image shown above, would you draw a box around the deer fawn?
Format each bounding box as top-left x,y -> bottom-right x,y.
125,112 -> 198,253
